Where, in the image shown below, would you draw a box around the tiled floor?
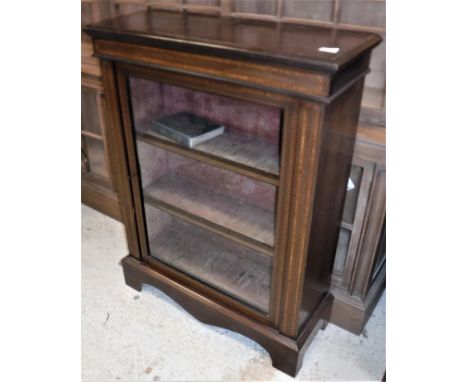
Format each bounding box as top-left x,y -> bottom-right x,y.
82,205 -> 385,381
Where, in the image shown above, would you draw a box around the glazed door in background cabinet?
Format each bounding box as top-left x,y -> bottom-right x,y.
329,128 -> 386,335
81,86 -> 112,186
116,66 -> 294,316
333,163 -> 366,277
81,79 -> 121,221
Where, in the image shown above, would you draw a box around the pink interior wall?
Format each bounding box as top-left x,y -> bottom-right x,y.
137,141 -> 168,188
129,77 -> 281,144
145,203 -> 174,239
129,77 -> 164,126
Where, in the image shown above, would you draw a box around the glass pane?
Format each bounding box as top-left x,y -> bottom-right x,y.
81,88 -> 102,136
342,165 -> 363,225
129,76 -> 281,176
82,136 -> 108,179
282,0 -> 334,21
339,0 -> 386,28
235,0 -> 276,15
128,75 -> 281,312
146,206 -> 271,311
138,141 -> 277,247
362,86 -> 385,111
333,228 -> 351,275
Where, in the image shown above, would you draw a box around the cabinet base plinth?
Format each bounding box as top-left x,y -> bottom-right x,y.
121,255 -> 333,377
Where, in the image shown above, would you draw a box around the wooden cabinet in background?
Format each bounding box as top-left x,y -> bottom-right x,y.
81,73 -> 121,221
330,124 -> 386,333
81,1 -> 121,220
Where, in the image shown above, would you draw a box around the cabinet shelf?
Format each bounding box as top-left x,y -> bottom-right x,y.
146,205 -> 271,312
143,174 -> 275,255
136,129 -> 279,186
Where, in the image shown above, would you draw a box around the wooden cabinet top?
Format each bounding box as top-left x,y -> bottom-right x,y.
84,10 -> 381,73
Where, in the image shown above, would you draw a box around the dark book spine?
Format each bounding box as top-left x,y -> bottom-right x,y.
152,122 -> 192,147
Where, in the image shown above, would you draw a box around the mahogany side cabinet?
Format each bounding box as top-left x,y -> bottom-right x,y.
85,10 -> 381,376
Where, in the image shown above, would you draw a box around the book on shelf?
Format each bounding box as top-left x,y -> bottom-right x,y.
151,112 -> 225,148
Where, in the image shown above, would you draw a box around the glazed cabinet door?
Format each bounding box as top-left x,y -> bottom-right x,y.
81,86 -> 113,188
114,63 -> 297,321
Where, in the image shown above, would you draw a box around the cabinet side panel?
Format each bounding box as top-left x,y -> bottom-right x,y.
298,78 -> 365,330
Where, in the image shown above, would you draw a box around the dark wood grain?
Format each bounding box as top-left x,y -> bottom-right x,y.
100,60 -> 142,258
94,39 -> 332,99
277,103 -> 325,337
84,10 -> 381,73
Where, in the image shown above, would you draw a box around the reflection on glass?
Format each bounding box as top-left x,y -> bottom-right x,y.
235,0 -> 276,15
82,136 -> 108,178
333,228 -> 351,275
138,142 -> 277,247
81,88 -> 102,135
128,75 -> 281,312
145,205 -> 271,311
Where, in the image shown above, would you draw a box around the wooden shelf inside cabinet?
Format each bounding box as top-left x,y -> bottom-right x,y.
195,134 -> 279,177
144,175 -> 275,255
136,128 -> 279,186
146,205 -> 271,312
